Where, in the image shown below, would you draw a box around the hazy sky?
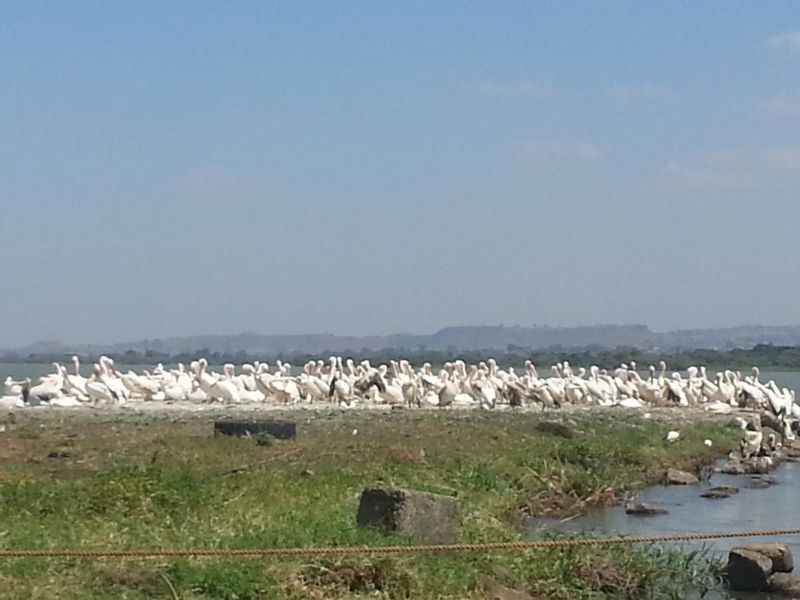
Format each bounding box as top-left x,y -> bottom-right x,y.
2,2 -> 800,347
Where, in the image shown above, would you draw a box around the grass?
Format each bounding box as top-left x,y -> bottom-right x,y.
0,407 -> 741,599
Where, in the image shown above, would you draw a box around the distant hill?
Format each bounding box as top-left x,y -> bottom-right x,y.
5,324 -> 800,357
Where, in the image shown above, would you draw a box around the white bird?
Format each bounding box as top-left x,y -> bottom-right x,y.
704,439 -> 713,447
4,376 -> 26,396
195,359 -> 240,403
616,397 -> 644,409
86,364 -> 117,404
0,394 -> 24,408
665,430 -> 680,443
267,377 -> 301,403
742,427 -> 763,459
66,356 -> 89,396
49,396 -> 83,408
704,401 -> 733,414
98,357 -> 130,402
29,363 -> 64,401
1,357 -> 797,429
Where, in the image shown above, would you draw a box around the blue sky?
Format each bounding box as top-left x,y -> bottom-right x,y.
2,2 -> 800,346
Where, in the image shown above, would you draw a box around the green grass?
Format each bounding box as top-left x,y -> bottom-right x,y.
0,408 -> 739,599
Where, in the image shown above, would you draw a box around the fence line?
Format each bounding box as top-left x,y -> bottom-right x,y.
0,528 -> 797,559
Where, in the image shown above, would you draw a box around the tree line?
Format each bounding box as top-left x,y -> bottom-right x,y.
3,343 -> 800,371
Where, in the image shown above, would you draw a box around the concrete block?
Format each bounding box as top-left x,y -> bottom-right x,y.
213,420 -> 296,439
357,487 -> 460,544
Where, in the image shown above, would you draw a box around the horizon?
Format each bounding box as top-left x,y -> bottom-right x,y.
8,321 -> 800,351
3,3 -> 800,347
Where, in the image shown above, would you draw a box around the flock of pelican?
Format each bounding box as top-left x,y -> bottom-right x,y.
1,356 -> 797,421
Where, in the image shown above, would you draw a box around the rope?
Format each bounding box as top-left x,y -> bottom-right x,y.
0,528 -> 797,559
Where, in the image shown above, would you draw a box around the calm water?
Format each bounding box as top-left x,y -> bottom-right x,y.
530,459 -> 800,555
529,458 -> 800,599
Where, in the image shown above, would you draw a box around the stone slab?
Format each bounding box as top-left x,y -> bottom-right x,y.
356,487 -> 460,544
213,420 -> 297,439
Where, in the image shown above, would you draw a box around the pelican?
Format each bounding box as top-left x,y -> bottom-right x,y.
98,357 -> 130,402
86,364 -> 117,404
29,363 -> 64,401
4,377 -> 25,396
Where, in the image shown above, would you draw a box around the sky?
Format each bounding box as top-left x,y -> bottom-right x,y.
2,2 -> 800,347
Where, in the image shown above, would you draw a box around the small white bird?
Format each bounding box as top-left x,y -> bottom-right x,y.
665,430 -> 680,443
704,439 -> 713,447
352,428 -> 358,436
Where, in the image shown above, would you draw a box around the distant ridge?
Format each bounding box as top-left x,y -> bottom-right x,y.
5,324 -> 800,357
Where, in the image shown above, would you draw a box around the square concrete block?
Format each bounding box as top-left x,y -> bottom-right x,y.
213,420 -> 296,439
357,487 -> 460,544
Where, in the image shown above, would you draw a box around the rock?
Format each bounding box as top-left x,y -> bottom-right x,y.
535,420 -> 576,438
786,445 -> 800,458
738,544 -> 794,573
748,475 -> 778,489
213,420 -> 297,440
710,485 -> 739,494
700,484 -> 740,499
747,479 -> 771,489
727,547 -> 773,591
720,459 -> 746,475
666,468 -> 699,485
743,457 -> 773,474
700,489 -> 731,499
356,487 -> 460,544
625,502 -> 668,516
768,573 -> 800,595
